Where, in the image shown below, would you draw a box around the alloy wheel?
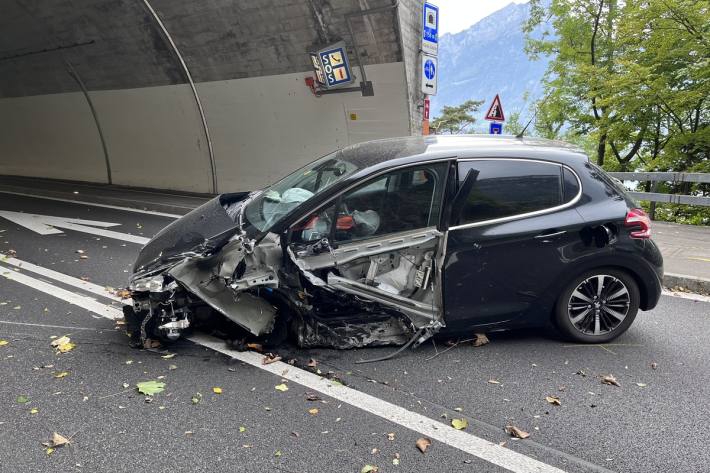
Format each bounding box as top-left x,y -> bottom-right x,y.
567,274 -> 631,336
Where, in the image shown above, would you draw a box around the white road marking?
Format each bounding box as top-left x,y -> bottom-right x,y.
0,320 -> 110,331
0,264 -> 122,320
0,255 -> 567,473
189,333 -> 568,473
0,210 -> 150,245
0,253 -> 126,303
0,190 -> 183,218
662,290 -> 710,304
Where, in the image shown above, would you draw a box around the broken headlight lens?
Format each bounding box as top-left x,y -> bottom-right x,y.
129,275 -> 165,293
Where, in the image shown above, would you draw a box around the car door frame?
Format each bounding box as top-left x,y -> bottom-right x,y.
282,157 -> 458,327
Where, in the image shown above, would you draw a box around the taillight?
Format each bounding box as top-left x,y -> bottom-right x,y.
625,208 -> 651,239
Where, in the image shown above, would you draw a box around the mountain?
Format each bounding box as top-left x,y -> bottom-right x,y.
431,2 -> 551,131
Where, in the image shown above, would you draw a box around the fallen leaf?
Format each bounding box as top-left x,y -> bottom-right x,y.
361,465 -> 378,473
168,364 -> 178,370
43,432 -> 70,448
308,408 -> 319,415
213,387 -> 223,394
454,407 -> 463,412
275,383 -> 289,392
54,371 -> 70,379
505,425 -> 530,439
387,432 -> 395,441
472,333 -> 490,347
488,379 -> 501,384
125,360 -> 133,365
307,358 -> 318,368
263,353 -> 282,365
416,437 -> 432,453
274,450 -> 282,457
451,418 -> 468,430
16,395 -> 30,404
246,343 -> 263,352
0,340 -> 8,346
545,395 -> 562,406
239,426 -> 246,433
636,383 -> 647,387
45,447 -> 55,455
602,374 -> 621,387
30,408 -> 39,414
191,393 -> 202,404
161,353 -> 176,359
50,336 -> 75,353
371,448 -> 379,455
136,380 -> 165,396
305,392 -> 322,401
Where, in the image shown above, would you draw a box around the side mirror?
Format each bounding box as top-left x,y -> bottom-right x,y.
448,168 -> 479,228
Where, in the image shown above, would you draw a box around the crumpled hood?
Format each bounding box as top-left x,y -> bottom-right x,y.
131,195 -> 246,279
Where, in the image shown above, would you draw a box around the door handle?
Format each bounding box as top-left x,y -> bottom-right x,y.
534,230 -> 566,239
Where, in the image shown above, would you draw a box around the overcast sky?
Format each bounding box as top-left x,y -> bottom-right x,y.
434,0 -> 530,35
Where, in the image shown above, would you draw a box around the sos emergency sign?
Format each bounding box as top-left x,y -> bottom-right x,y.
310,42 -> 355,89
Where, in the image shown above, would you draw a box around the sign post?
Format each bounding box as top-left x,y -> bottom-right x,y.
421,2 -> 439,135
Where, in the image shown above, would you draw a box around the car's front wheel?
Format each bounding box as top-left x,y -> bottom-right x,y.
554,268 -> 640,343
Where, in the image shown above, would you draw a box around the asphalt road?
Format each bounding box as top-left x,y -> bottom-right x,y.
1,192 -> 708,473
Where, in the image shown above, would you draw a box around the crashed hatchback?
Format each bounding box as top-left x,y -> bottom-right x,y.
124,135 -> 663,352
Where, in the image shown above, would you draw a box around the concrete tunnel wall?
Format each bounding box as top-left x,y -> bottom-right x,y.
0,0 -> 425,194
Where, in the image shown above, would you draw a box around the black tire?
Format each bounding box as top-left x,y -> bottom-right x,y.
554,268 -> 639,343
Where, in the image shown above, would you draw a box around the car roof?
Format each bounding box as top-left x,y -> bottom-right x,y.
338,134 -> 589,169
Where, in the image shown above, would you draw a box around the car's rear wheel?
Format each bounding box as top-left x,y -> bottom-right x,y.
554,268 -> 639,343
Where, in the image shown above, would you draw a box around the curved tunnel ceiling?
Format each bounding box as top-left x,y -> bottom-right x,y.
0,0 -> 403,98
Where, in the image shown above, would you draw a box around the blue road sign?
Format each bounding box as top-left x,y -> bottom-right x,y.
489,122 -> 503,135
318,47 -> 353,87
422,3 -> 439,55
424,59 -> 436,80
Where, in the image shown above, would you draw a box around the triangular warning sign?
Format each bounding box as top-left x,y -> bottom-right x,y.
485,94 -> 505,121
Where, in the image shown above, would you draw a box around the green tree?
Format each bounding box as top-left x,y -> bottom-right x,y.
431,100 -> 484,134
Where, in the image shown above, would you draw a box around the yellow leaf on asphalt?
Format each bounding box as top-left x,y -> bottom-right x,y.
51,336 -> 75,353
45,448 -> 55,455
213,387 -> 223,394
161,353 -> 175,359
54,371 -> 70,379
505,425 -> 530,439
602,374 -> 621,387
545,395 -> 562,406
0,340 -> 9,346
30,408 -> 39,414
308,408 -> 319,415
275,383 -> 289,392
416,437 -> 432,453
451,418 -> 468,430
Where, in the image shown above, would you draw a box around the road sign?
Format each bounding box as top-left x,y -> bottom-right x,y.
421,54 -> 437,95
309,42 -> 355,89
485,94 -> 505,121
489,122 -> 503,134
0,210 -> 149,244
422,2 -> 439,56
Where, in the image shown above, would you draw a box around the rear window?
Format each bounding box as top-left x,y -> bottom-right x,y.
456,160 -> 563,225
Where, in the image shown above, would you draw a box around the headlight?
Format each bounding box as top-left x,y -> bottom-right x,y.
129,275 -> 165,292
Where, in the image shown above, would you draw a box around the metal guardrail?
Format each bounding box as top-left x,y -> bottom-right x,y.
608,172 -> 710,207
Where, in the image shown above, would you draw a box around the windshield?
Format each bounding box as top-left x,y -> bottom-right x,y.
244,151 -> 359,232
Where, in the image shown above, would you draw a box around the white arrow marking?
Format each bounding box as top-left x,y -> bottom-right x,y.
0,210 -> 150,245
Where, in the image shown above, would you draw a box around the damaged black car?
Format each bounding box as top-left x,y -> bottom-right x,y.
123,135 -> 664,353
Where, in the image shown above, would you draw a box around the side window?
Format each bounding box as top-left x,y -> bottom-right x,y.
562,167 -> 581,203
456,160 -> 562,225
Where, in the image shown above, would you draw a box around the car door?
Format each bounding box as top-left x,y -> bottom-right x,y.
287,161 -> 450,327
443,158 -> 586,331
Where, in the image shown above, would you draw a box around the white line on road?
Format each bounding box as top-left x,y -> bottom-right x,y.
0,210 -> 150,245
0,255 -> 568,473
0,190 -> 183,218
189,333 -> 568,473
662,290 -> 710,304
0,264 -> 123,320
0,253 -> 126,303
0,320 -> 111,331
